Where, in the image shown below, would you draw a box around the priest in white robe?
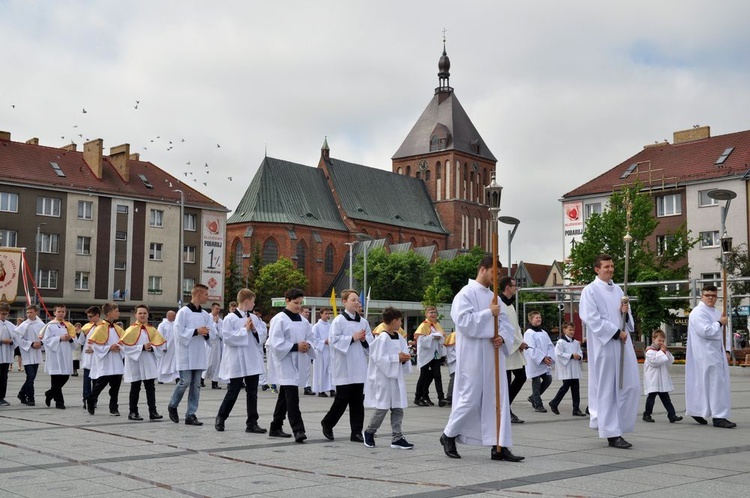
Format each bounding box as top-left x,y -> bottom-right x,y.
311,308 -> 333,397
685,285 -> 735,428
439,256 -> 523,462
578,254 -> 640,449
157,311 -> 179,383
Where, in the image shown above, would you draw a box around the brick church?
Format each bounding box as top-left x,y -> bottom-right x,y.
225,44 -> 498,297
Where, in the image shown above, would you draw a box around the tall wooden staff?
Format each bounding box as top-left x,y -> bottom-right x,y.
619,194 -> 633,390
485,172 -> 503,451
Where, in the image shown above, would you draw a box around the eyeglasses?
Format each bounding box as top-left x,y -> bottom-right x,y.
702,294 -> 718,298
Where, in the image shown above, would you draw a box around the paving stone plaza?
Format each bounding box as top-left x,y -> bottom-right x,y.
1,364 -> 748,497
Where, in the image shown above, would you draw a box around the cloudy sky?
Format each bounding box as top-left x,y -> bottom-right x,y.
3,0 -> 750,267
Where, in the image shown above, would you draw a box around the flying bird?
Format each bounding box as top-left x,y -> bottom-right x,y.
204,163 -> 209,168
82,108 -> 87,113
202,182 -> 207,186
217,144 -> 220,148
227,176 -> 232,181
181,139 -> 185,142
186,161 -> 191,165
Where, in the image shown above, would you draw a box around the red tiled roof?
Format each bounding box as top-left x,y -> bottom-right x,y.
0,138 -> 225,209
563,129 -> 750,198
521,262 -> 552,285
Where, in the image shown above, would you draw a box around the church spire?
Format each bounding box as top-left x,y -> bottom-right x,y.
321,136 -> 330,160
436,31 -> 452,95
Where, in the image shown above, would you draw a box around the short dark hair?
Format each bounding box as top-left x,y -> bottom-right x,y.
102,302 -> 119,316
85,306 -> 100,316
26,304 -> 39,312
478,255 -> 501,271
702,284 -> 718,293
382,306 -> 403,324
499,276 -> 516,292
594,254 -> 613,268
284,288 -> 304,301
651,329 -> 666,340
135,304 -> 150,313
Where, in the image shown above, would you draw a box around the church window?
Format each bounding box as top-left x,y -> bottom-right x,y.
430,135 -> 439,151
435,161 -> 442,179
396,167 -> 402,175
262,238 -> 278,265
406,165 -> 411,176
324,244 -> 335,273
425,170 -> 431,181
296,241 -> 307,273
416,171 -> 421,180
232,237 -> 242,264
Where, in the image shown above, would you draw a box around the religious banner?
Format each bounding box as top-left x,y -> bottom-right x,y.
0,247 -> 22,303
562,200 -> 583,259
201,212 -> 226,303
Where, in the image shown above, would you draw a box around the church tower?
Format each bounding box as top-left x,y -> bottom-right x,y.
391,42 -> 496,252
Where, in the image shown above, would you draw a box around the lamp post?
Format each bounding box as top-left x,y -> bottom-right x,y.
498,216 -> 520,279
707,188 -> 737,355
344,241 -> 357,290
34,222 -> 47,304
355,233 -> 374,315
173,189 -> 184,307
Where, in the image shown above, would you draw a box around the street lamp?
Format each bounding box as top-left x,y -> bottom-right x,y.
173,189 -> 184,307
344,241 -> 357,290
355,233 -> 374,315
34,222 -> 47,304
707,188 -> 737,354
498,216 -> 520,278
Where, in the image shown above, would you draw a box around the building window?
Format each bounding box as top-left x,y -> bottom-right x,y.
425,170 -> 431,181
262,238 -> 278,265
0,229 -> 18,247
700,231 -> 720,248
76,236 -> 91,255
656,193 -> 681,217
183,278 -> 195,297
324,244 -> 335,273
0,192 -> 18,212
183,245 -> 196,263
115,261 -> 127,270
148,276 -> 163,294
74,271 -> 90,291
38,269 -> 58,289
150,209 -> 164,227
656,235 -> 674,256
184,213 -> 197,231
116,205 -> 129,214
232,238 -> 243,264
296,242 -> 306,273
416,171 -> 421,180
38,233 -> 59,254
585,202 -> 602,219
36,197 -> 61,217
149,242 -> 163,261
405,165 -> 411,176
699,190 -> 719,207
430,136 -> 439,151
701,272 -> 721,287
435,161 -> 442,180
115,231 -> 127,241
78,200 -> 93,220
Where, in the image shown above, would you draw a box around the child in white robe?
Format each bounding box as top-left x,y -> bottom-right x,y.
642,329 -> 681,423
549,322 -> 586,416
523,311 -> 555,413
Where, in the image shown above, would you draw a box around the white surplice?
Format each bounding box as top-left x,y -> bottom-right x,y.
329,311 -> 373,386
204,316 -> 223,382
364,330 -> 411,410
267,311 -> 315,387
554,337 -> 583,381
523,328 -> 555,378
89,325 -> 124,379
13,318 -> 44,366
218,311 -> 264,381
643,347 -> 674,394
0,319 -> 17,364
122,328 -> 164,382
503,302 -> 526,371
174,304 -> 214,371
157,319 -> 179,382
311,318 -> 333,393
41,321 -> 75,375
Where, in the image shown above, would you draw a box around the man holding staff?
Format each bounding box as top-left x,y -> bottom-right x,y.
439,256 -> 523,462
579,254 -> 640,449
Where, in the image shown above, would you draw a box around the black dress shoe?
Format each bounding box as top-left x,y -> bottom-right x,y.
491,446 -> 525,462
55,404 -> 66,410
26,400 -> 35,406
318,392 -> 328,397
321,423 -> 334,441
149,412 -> 163,420
246,424 -> 267,434
128,413 -> 143,421
414,398 -> 428,407
294,431 -> 307,443
668,415 -> 682,423
572,409 -> 586,417
549,403 -> 560,415
439,434 -> 461,459
214,416 -> 225,431
424,398 -> 435,406
168,405 -> 179,423
110,410 -> 120,417
211,382 -> 222,390
87,399 -> 96,415
607,436 -> 632,449
712,418 -> 737,429
45,391 -> 52,407
269,428 -> 292,438
185,415 -> 203,426
350,433 -> 364,443
692,416 -> 708,425
17,393 -> 27,405
534,405 -> 548,413
510,412 -> 524,424
303,387 -> 314,395
438,399 -> 448,407
642,415 -> 655,423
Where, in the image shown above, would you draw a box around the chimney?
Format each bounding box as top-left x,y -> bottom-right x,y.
25,137 -> 39,145
674,126 -> 710,144
62,143 -> 77,152
109,144 -> 131,182
129,152 -> 140,161
83,139 -> 104,179
0,130 -> 10,141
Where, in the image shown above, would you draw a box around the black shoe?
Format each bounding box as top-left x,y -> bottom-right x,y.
534,405 -> 547,413
414,398 -> 428,407
45,391 -> 52,407
424,398 -> 435,406
438,398 -> 448,407
329,390 -> 336,396
211,382 -> 222,390
72,372 -> 78,377
87,398 -> 96,415
572,409 -> 586,417
128,413 -> 143,421
318,392 -> 328,398
439,433 -> 461,459
294,431 -> 307,443
549,403 -> 560,415
55,404 -> 66,410
303,387 -> 314,396
149,412 -> 163,420
246,424 -> 267,434
607,436 -> 632,449
110,410 -> 120,417
200,380 -> 205,388
214,416 -> 225,431
26,400 -> 35,406
692,416 -> 708,425
185,415 -> 203,426
527,395 -> 534,405
269,428 -> 292,438
82,399 -> 87,410
490,446 -> 525,462
510,412 -> 524,424
642,415 -> 655,423
350,433 -> 364,443
712,418 -> 737,429
321,423 -> 334,441
669,416 -> 682,423
261,384 -> 270,391
586,406 -> 590,415
168,405 -> 179,423
17,393 -> 27,405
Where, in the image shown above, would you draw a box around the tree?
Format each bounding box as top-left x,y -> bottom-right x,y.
224,254 -> 244,310
352,248 -> 432,302
253,257 -> 308,312
423,246 -> 485,306
244,241 -> 264,290
721,243 -> 750,332
566,184 -> 695,336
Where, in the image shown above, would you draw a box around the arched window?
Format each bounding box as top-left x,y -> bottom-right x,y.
396,167 -> 402,175
435,161 -> 442,179
416,171 -> 421,180
324,244 -> 335,273
406,165 -> 411,176
232,237 -> 243,265
262,238 -> 278,265
425,170 -> 431,181
296,241 -> 307,273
